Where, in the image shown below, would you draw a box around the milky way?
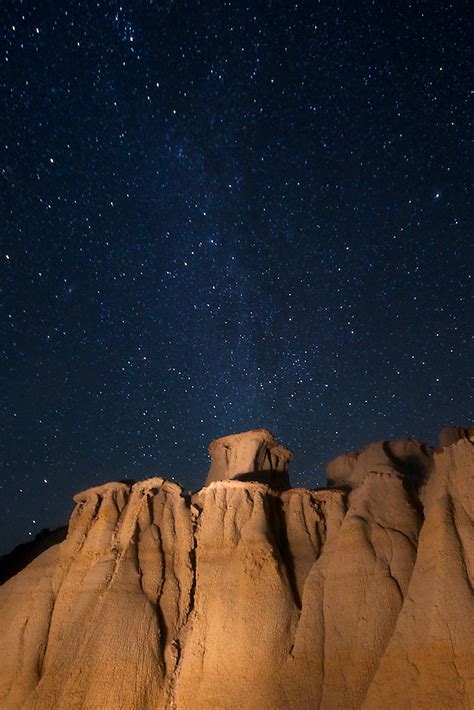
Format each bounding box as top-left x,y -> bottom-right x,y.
1,1 -> 472,552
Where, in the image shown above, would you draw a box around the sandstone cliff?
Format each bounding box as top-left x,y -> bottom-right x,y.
0,427 -> 473,709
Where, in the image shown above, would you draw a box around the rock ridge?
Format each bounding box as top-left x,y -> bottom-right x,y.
0,427 -> 472,709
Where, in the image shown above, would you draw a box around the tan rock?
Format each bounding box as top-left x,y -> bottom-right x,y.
363,438 -> 474,709
438,424 -> 474,447
174,481 -> 298,710
326,437 -> 434,491
0,429 -> 472,709
205,428 -> 292,489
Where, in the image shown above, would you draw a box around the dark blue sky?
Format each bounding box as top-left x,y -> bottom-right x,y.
1,0 -> 472,553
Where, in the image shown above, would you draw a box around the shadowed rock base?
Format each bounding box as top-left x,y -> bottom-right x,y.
0,430 -> 472,709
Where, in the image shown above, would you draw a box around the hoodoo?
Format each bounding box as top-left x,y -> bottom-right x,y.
0,427 -> 472,709
205,427 -> 292,488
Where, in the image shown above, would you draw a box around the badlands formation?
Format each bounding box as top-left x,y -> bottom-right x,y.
0,426 -> 473,709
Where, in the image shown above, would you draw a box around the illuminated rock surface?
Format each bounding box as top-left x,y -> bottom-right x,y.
204,427 -> 292,488
0,428 -> 472,709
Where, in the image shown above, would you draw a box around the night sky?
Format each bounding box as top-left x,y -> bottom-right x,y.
1,1 -> 472,554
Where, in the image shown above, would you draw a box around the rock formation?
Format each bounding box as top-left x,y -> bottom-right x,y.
0,426 -> 472,709
204,427 -> 292,489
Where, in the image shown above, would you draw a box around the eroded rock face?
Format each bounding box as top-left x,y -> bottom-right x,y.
326,438 -> 434,490
363,437 -> 474,709
0,429 -> 472,709
438,424 -> 474,447
205,428 -> 292,489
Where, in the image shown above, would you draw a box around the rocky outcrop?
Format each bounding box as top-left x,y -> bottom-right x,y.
363,437 -> 474,709
0,427 -> 472,709
205,428 -> 292,489
326,437 -> 434,491
438,425 -> 474,448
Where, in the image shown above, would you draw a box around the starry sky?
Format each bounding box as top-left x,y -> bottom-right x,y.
1,0 -> 472,554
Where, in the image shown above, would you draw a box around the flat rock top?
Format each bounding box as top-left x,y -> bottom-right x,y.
208,427 -> 293,458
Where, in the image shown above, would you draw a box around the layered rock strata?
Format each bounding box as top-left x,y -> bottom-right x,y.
0,427 -> 472,709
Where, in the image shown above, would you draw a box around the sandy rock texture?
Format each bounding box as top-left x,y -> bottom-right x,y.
205,427 -> 292,489
0,428 -> 472,709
